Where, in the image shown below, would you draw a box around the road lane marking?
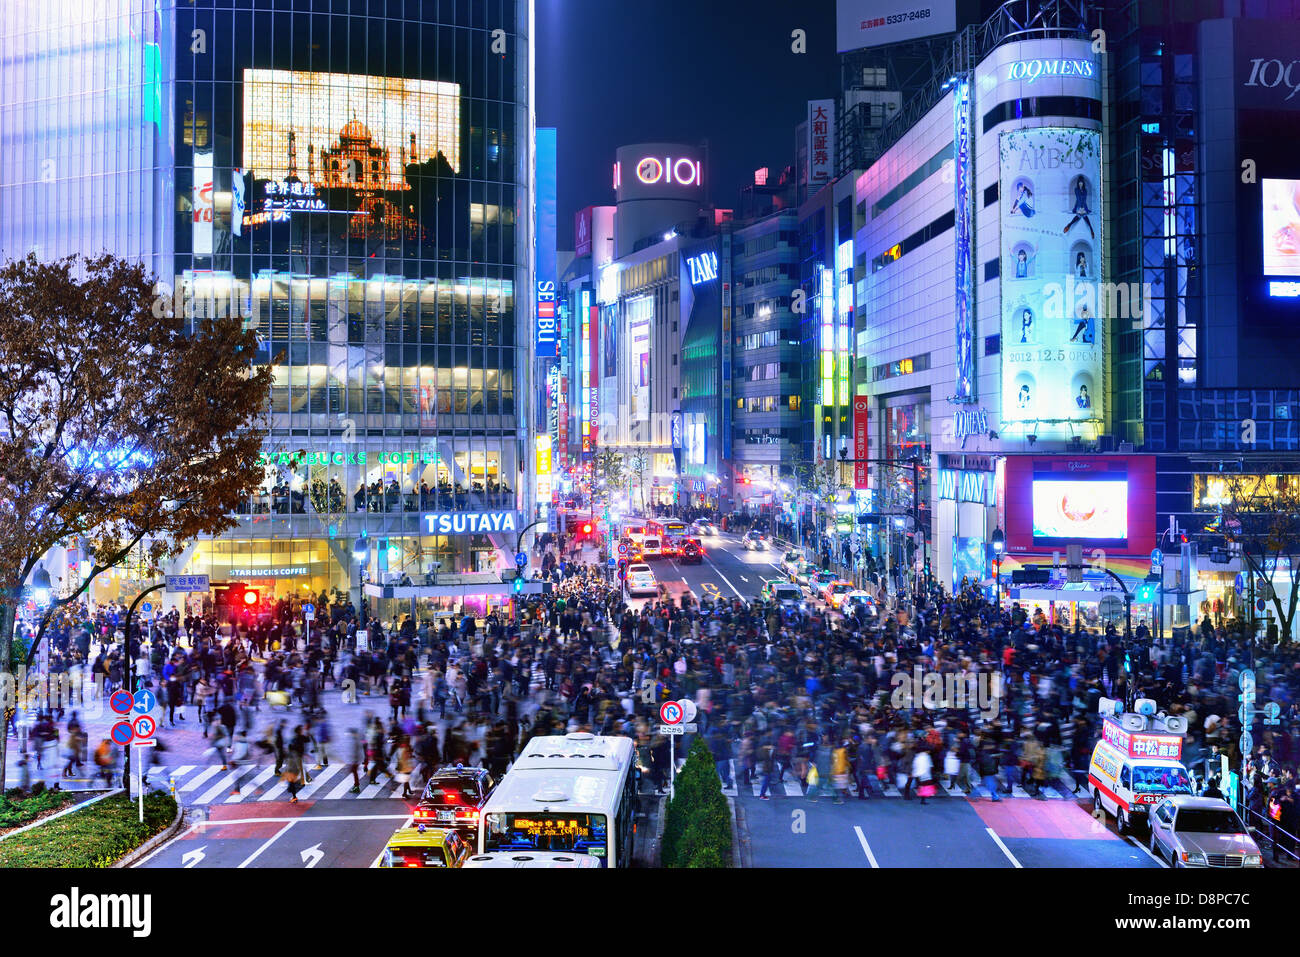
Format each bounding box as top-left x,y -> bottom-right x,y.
132,823 -> 203,868
853,826 -> 880,868
238,820 -> 297,869
195,767 -> 251,804
193,814 -> 412,827
985,827 -> 1022,868
1126,835 -> 1169,868
179,765 -> 222,793
226,766 -> 276,802
704,559 -> 744,598
297,764 -> 343,799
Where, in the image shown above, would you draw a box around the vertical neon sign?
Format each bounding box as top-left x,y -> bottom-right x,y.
953,77 -> 974,401
836,240 -> 853,408
819,264 -> 834,408
580,289 -> 591,452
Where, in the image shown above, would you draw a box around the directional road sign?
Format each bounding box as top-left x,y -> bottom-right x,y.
132,689 -> 157,714
138,601 -> 154,621
515,552 -> 528,567
1150,548 -> 1163,566
165,575 -> 210,593
111,721 -> 134,746
110,690 -> 134,715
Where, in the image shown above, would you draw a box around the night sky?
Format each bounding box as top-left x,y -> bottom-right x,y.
536,0 -> 840,248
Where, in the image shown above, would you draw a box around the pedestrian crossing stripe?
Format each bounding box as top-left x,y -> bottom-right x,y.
140,765 -> 412,804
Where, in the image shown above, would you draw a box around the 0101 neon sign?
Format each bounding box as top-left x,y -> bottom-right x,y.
635,156 -> 701,187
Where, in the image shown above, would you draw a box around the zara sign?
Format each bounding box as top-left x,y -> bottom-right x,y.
686,251 -> 719,286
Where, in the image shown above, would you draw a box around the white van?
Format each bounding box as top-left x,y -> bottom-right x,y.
1088,699 -> 1194,834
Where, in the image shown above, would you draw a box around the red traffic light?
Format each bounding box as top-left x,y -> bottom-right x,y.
582,523 -> 592,534
242,588 -> 260,606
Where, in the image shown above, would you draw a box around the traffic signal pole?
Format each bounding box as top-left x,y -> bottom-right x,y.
121,581 -> 166,802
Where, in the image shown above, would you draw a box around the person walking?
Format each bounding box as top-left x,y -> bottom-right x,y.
978,739 -> 1002,802
282,725 -> 307,803
831,739 -> 851,805
344,727 -> 364,794
913,747 -> 935,806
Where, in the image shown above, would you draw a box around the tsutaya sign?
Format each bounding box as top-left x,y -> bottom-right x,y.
1006,58 -> 1095,84
421,511 -> 518,534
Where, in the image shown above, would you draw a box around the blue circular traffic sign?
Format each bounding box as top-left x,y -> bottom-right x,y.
111,721 -> 134,746
109,690 -> 134,715
302,602 -> 315,614
1150,548 -> 1163,566
132,689 -> 157,714
515,552 -> 528,567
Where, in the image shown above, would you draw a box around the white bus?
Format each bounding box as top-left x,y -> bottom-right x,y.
477,732 -> 638,867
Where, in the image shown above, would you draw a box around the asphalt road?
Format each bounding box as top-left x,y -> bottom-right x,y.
737,783 -> 1166,869
136,799 -> 413,869
624,531 -> 786,607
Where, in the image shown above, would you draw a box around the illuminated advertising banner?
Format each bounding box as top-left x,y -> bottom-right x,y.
535,435 -> 553,505
953,79 -> 974,400
614,144 -> 705,204
1263,178 -> 1300,277
588,303 -> 600,452
808,100 -> 836,186
536,128 -> 558,359
192,151 -> 214,255
819,264 -> 834,406
575,205 -> 594,259
240,69 -> 460,242
1002,455 -> 1156,554
999,128 -> 1104,431
628,297 -> 652,422
853,396 -> 869,489
836,0 -> 957,52
1101,719 -> 1183,762
422,512 -> 518,535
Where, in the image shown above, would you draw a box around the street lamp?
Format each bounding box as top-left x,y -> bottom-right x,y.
31,564 -> 51,605
991,527 -> 1005,607
352,533 -> 368,626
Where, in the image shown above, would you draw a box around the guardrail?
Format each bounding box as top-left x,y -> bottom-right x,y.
1241,805 -> 1300,866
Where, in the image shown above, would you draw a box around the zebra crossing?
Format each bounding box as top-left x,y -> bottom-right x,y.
720,765 -> 1085,802
147,764 -> 414,805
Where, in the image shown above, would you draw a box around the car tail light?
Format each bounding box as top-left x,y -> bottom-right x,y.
413,808 -> 430,819
455,809 -> 479,822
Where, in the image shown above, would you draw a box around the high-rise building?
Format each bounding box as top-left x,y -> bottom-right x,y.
0,0 -> 537,617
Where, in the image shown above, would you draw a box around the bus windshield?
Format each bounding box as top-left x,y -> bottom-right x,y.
1132,765 -> 1193,793
484,812 -> 609,856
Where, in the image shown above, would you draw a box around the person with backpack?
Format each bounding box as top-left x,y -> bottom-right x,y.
93,737 -> 116,788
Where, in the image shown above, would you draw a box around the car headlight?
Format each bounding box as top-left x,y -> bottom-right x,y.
1180,850 -> 1206,865
1244,854 -> 1262,867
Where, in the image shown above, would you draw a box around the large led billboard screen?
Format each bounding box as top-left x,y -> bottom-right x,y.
1263,178 -> 1300,277
999,128 -> 1104,432
1002,455 -> 1155,555
240,69 -> 461,242
1031,479 -> 1128,544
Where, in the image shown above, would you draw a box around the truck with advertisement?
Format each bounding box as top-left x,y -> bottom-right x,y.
1087,697 -> 1194,834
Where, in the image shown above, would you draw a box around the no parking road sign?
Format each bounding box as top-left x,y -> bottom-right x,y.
659,701 -> 684,725
111,721 -> 134,746
110,690 -> 134,715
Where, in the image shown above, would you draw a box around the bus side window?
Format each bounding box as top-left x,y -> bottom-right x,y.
1120,766 -> 1131,790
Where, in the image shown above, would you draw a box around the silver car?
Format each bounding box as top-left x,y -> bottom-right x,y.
1148,795 -> 1264,868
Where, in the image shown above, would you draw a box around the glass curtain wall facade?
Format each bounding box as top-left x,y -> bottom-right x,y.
3,1 -> 533,609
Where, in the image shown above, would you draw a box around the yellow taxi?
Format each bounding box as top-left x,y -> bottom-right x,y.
379,825 -> 473,868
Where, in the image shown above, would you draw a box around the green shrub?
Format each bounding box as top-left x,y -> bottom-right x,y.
660,736 -> 732,868
0,788 -> 79,830
0,791 -> 177,868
